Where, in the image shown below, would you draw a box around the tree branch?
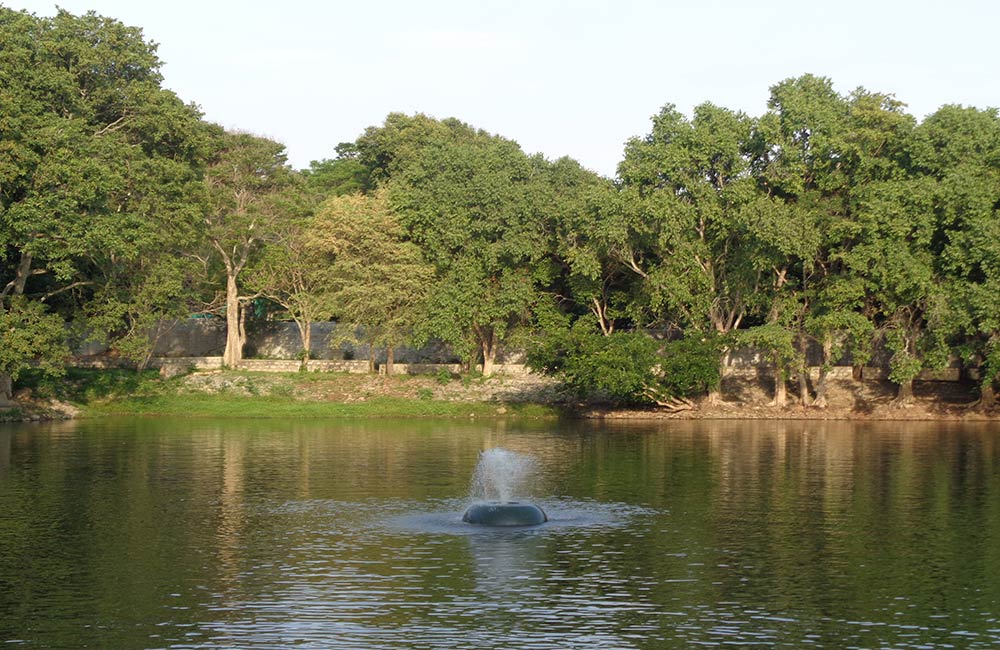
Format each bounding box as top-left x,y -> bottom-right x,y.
94,113 -> 130,137
39,281 -> 93,302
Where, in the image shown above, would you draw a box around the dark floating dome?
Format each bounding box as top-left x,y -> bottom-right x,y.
462,501 -> 547,527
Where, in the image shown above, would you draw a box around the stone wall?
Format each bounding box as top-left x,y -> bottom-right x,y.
148,319 -> 463,363
238,359 -> 371,373
152,320 -> 227,357
146,357 -> 525,377
73,319 -> 969,383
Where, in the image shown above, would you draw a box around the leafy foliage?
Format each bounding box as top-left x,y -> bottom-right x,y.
308,191 -> 433,365
0,298 -> 68,384
527,319 -> 659,403
656,336 -> 723,398
528,314 -> 720,405
0,7 -> 208,398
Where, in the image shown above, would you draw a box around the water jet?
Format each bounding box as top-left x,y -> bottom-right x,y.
462,448 -> 547,526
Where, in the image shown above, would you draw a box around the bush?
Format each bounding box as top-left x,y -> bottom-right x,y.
527,319 -> 657,403
527,317 -> 721,405
656,336 -> 722,397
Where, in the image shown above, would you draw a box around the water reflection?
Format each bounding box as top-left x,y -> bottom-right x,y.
1,418 -> 999,648
0,428 -> 10,478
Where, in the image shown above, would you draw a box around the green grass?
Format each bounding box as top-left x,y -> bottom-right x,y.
0,406 -> 24,422
82,394 -> 558,419
19,367 -> 166,401
18,367 -> 560,420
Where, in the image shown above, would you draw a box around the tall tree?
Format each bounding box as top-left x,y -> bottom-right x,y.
356,113 -> 551,375
202,132 -> 300,367
0,8 -> 208,397
845,175 -> 941,402
911,105 -> 1000,406
616,103 -> 768,401
244,213 -> 334,368
751,76 -> 919,405
750,75 -> 848,405
308,191 -> 433,374
303,142 -> 371,199
542,158 -> 626,336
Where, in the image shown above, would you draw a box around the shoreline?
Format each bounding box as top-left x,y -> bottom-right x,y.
3,368 -> 998,424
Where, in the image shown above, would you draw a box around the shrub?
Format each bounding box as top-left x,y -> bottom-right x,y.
527,317 -> 720,405
656,336 -> 722,397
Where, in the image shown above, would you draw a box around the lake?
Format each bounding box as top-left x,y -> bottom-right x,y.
1,417 -> 999,648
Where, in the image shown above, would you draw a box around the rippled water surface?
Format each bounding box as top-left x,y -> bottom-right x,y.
2,418 -> 1000,648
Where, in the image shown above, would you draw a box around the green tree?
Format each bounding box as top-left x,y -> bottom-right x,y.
751,77 -> 900,404
753,76 -> 917,406
202,131 -> 300,367
527,313 -> 719,408
356,113 -> 552,375
750,75 -> 847,405
308,191 -> 433,374
911,105 -> 1000,407
847,175 -> 942,402
0,8 -> 209,396
0,299 -> 68,403
616,102 -> 768,401
303,143 -> 371,198
244,213 -> 334,368
542,158 -> 627,335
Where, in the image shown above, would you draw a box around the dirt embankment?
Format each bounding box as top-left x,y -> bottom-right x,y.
591,374 -> 998,421
0,391 -> 79,422
181,370 -> 998,421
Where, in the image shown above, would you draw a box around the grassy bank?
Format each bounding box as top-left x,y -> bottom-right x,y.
17,366 -> 993,423
14,367 -> 562,419
82,394 -> 554,418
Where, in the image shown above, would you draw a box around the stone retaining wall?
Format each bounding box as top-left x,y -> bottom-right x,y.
239,359 -> 371,373
143,357 -> 530,378
78,355 -> 966,383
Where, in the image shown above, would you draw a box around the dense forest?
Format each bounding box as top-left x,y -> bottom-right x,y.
2,8 -> 1000,408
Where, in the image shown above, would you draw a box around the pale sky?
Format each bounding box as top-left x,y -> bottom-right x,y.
9,0 -> 1000,177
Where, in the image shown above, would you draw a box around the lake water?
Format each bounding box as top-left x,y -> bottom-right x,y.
1,417 -> 999,648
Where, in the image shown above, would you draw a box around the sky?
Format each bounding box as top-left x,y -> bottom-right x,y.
8,0 -> 1000,177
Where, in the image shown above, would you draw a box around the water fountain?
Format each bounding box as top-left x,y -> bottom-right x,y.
462,448 -> 547,526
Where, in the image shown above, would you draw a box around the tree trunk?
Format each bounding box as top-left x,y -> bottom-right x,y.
592,298 -> 614,336
295,319 -> 312,370
480,328 -> 497,377
238,304 -> 248,358
707,351 -> 728,405
798,370 -> 810,406
895,378 -> 914,403
813,367 -> 829,408
0,372 -> 12,404
797,334 -> 810,406
771,351 -> 787,407
384,345 -> 394,376
981,382 -> 996,409
222,273 -> 243,368
813,336 -> 833,408
303,323 -> 311,368
2,251 -> 31,401
137,319 -> 168,373
12,251 -> 32,296
368,336 -> 376,374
